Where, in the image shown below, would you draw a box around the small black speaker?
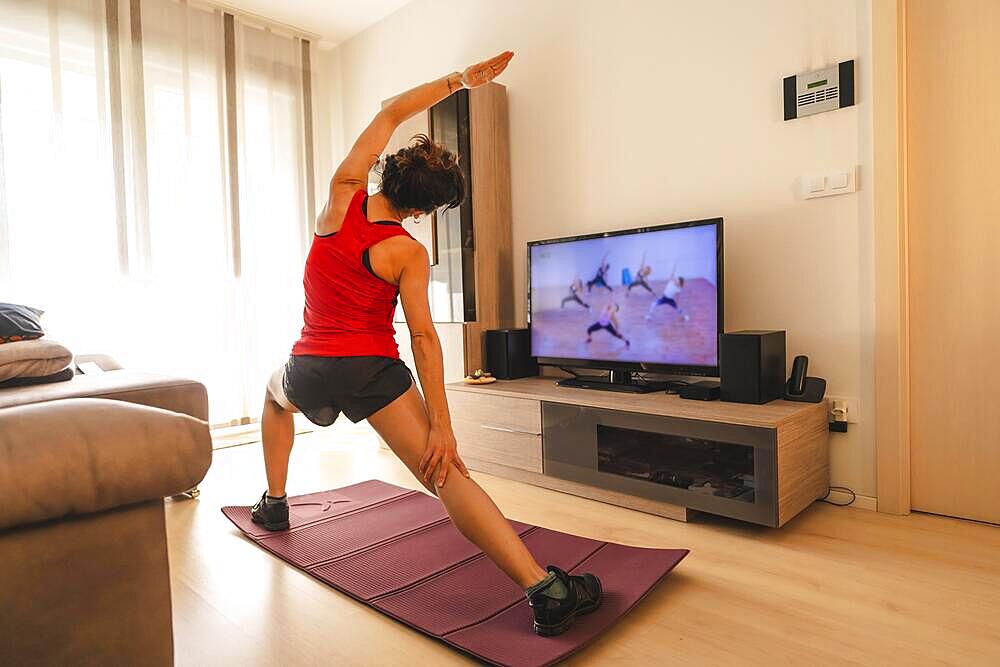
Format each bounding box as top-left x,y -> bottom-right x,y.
719,330 -> 786,404
485,328 -> 537,380
678,380 -> 721,401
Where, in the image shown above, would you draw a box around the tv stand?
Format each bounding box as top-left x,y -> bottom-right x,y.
556,369 -> 666,394
444,377 -> 829,527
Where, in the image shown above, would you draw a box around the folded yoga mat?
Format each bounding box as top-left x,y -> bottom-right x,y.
222,480 -> 688,666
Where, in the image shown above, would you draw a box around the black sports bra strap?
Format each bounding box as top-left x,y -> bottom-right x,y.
361,193 -> 404,227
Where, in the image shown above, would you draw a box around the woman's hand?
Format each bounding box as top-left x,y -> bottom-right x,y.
419,424 -> 471,488
461,51 -> 514,89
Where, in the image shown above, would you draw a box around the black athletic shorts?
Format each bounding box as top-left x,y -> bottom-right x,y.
282,355 -> 413,426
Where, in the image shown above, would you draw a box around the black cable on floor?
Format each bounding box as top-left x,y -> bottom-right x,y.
819,486 -> 857,507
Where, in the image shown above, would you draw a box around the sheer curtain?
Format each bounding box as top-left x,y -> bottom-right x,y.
123,0 -> 247,421
0,0 -> 314,426
0,0 -> 118,311
233,19 -> 310,421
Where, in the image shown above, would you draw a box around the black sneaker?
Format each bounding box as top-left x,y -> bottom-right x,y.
528,566 -> 603,637
250,492 -> 289,531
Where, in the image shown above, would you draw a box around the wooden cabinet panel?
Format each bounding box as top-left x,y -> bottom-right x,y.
447,389 -> 541,434
776,401 -> 829,526
447,389 -> 541,472
456,434 -> 542,475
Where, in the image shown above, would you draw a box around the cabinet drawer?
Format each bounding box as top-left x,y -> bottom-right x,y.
447,390 -> 542,473
447,390 -> 541,436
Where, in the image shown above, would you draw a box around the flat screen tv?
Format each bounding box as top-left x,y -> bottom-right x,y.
528,218 -> 723,389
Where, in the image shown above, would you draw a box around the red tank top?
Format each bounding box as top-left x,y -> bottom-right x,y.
292,189 -> 413,358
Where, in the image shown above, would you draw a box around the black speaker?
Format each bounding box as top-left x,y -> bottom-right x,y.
719,330 -> 786,404
485,328 -> 537,380
678,380 -> 721,401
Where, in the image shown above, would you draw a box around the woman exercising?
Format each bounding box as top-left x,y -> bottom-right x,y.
560,277 -> 590,310
586,255 -> 613,293
626,256 -> 653,296
646,263 -> 689,321
586,302 -> 630,347
249,51 -> 601,637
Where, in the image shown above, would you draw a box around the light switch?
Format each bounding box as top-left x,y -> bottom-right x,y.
802,166 -> 858,199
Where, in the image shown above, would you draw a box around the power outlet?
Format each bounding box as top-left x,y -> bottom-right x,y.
827,396 -> 860,424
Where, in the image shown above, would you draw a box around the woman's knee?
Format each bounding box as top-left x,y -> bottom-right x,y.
263,388 -> 285,412
265,366 -> 298,413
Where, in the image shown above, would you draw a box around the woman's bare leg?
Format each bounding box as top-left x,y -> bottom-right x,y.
261,390 -> 297,497
367,384 -> 549,589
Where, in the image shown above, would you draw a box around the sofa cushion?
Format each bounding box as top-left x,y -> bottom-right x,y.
0,368 -> 208,421
0,339 -> 74,383
0,398 -> 212,530
0,303 -> 44,344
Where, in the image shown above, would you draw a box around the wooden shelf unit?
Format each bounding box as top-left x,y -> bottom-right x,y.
446,377 -> 829,527
382,83 -> 513,375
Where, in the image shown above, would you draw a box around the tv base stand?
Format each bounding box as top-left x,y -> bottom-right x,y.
555,376 -> 667,394
444,376 -> 829,527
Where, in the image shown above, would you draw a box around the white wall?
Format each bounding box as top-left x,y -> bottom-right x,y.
323,0 -> 877,498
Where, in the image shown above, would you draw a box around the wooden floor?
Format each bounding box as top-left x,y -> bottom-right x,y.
167,424 -> 1000,666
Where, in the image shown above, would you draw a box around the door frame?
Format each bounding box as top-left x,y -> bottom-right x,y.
872,0 -> 911,515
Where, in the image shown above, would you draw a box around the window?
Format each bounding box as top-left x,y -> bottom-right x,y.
0,0 -> 118,285
0,0 -> 316,425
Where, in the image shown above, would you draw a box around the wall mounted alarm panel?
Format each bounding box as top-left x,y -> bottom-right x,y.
783,60 -> 855,120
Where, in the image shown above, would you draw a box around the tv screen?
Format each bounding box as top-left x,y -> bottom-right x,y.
529,219 -> 722,373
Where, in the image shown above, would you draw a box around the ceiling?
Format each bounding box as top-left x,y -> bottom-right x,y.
218,0 -> 414,45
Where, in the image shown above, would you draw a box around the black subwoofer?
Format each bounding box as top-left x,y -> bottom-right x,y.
485,328 -> 537,380
719,330 -> 786,404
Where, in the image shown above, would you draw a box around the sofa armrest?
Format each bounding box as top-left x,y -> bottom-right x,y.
74,354 -> 124,371
0,398 -> 212,531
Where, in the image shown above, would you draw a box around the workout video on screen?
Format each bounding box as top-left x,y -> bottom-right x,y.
530,225 -> 718,367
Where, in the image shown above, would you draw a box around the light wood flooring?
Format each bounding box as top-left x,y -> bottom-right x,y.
166,423 -> 1000,666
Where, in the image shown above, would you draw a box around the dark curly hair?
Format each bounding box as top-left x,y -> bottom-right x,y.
378,134 -> 465,215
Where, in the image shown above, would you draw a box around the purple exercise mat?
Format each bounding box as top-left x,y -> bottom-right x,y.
222,480 -> 687,666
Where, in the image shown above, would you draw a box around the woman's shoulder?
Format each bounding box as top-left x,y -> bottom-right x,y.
317,187 -> 367,235
381,234 -> 426,260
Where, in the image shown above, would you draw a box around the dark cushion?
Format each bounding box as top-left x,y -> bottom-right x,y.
0,366 -> 75,389
0,303 -> 44,344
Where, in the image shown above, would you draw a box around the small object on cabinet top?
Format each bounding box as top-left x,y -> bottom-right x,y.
463,369 -> 497,385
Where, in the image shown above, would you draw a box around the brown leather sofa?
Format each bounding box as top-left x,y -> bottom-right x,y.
0,357 -> 212,666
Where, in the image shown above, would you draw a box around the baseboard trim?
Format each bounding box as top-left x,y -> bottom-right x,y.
823,489 -> 877,511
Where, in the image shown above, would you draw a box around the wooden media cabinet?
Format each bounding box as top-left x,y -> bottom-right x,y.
445,377 -> 829,527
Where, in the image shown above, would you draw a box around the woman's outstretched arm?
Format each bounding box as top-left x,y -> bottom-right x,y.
329,51 -> 514,194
